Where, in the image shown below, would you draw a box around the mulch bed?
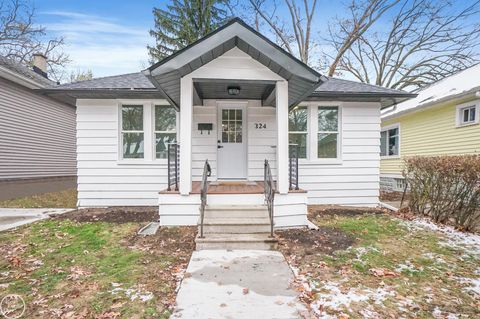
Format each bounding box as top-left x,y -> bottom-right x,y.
380,191 -> 409,202
53,207 -> 158,223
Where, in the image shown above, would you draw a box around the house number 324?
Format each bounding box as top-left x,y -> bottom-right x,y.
255,123 -> 267,129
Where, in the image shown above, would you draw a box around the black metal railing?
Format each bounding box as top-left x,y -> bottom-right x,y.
289,143 -> 299,190
264,159 -> 275,238
167,143 -> 180,191
199,159 -> 211,238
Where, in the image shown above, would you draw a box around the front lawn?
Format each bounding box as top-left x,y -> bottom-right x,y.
0,210 -> 196,318
0,188 -> 77,208
278,206 -> 480,318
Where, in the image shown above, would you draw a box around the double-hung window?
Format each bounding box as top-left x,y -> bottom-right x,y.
380,125 -> 399,157
318,106 -> 340,158
154,105 -> 177,159
288,105 -> 308,158
121,105 -> 144,159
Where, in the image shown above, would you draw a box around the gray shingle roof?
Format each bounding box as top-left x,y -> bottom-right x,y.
54,72 -> 155,90
314,77 -> 412,96
51,72 -> 412,98
0,56 -> 55,87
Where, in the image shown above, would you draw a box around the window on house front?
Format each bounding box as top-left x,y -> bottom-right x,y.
155,105 -> 177,159
288,105 -> 307,158
121,105 -> 144,159
460,105 -> 477,125
380,126 -> 399,157
318,106 -> 339,158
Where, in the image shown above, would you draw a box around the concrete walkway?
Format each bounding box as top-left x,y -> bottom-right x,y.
0,208 -> 73,232
170,250 -> 308,319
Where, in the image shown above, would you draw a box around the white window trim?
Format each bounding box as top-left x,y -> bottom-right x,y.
380,123 -> 400,159
456,101 -> 479,127
118,103 -> 147,162
153,104 -> 179,161
117,100 -> 177,164
312,103 -> 343,164
288,105 -> 309,160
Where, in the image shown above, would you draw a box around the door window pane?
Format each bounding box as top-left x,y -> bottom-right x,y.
123,133 -> 144,158
221,108 -> 243,143
318,133 -> 337,158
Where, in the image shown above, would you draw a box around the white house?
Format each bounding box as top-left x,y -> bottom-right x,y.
41,18 -> 413,247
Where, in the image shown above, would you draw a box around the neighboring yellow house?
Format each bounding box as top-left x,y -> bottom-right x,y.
380,64 -> 480,191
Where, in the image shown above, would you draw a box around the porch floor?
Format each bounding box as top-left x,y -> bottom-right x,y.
159,181 -> 306,194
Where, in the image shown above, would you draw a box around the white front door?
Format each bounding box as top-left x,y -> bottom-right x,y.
217,104 -> 247,179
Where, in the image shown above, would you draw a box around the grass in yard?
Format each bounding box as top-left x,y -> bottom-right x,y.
278,206 -> 480,318
0,218 -> 196,318
0,188 -> 77,208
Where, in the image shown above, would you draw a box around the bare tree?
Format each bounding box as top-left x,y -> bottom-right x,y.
329,0 -> 480,90
69,69 -> 93,83
0,0 -> 69,81
246,0 -> 318,64
325,0 -> 401,76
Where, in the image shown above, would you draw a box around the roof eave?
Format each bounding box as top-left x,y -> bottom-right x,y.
0,65 -> 47,89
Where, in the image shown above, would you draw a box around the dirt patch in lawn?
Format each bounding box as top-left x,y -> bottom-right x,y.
277,228 -> 355,257
53,206 -> 158,223
308,205 -> 385,218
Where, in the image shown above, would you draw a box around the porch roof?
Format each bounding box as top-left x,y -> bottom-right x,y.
144,18 -> 325,109
38,18 -> 415,108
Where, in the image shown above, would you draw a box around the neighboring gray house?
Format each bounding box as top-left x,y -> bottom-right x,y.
0,54 -> 76,200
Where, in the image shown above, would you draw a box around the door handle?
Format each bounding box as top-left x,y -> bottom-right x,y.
217,145 -> 224,149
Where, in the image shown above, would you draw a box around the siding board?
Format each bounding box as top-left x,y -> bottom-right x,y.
0,78 -> 76,180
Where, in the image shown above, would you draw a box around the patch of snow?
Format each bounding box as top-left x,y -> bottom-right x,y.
455,276 -> 480,296
432,307 -> 460,319
310,281 -> 395,314
395,260 -> 423,274
401,218 -> 480,259
110,285 -> 154,302
422,252 -> 447,265
347,246 -> 380,265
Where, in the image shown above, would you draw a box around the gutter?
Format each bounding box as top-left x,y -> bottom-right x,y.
382,88 -> 480,121
0,66 -> 45,89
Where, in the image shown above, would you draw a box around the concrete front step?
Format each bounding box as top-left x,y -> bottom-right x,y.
200,217 -> 271,234
204,205 -> 269,219
195,234 -> 278,250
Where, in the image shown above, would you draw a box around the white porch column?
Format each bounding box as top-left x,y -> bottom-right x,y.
179,76 -> 193,195
276,80 -> 289,194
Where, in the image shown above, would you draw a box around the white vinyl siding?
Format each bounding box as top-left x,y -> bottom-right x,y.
0,78 -> 76,180
299,102 -> 380,207
77,99 -> 169,207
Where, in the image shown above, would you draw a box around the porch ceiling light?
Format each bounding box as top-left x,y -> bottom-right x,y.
227,86 -> 240,96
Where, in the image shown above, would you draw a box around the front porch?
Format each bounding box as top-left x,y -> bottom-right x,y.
161,181 -> 306,194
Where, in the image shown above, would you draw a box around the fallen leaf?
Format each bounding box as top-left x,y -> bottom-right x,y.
369,268 -> 399,278
242,288 -> 249,295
